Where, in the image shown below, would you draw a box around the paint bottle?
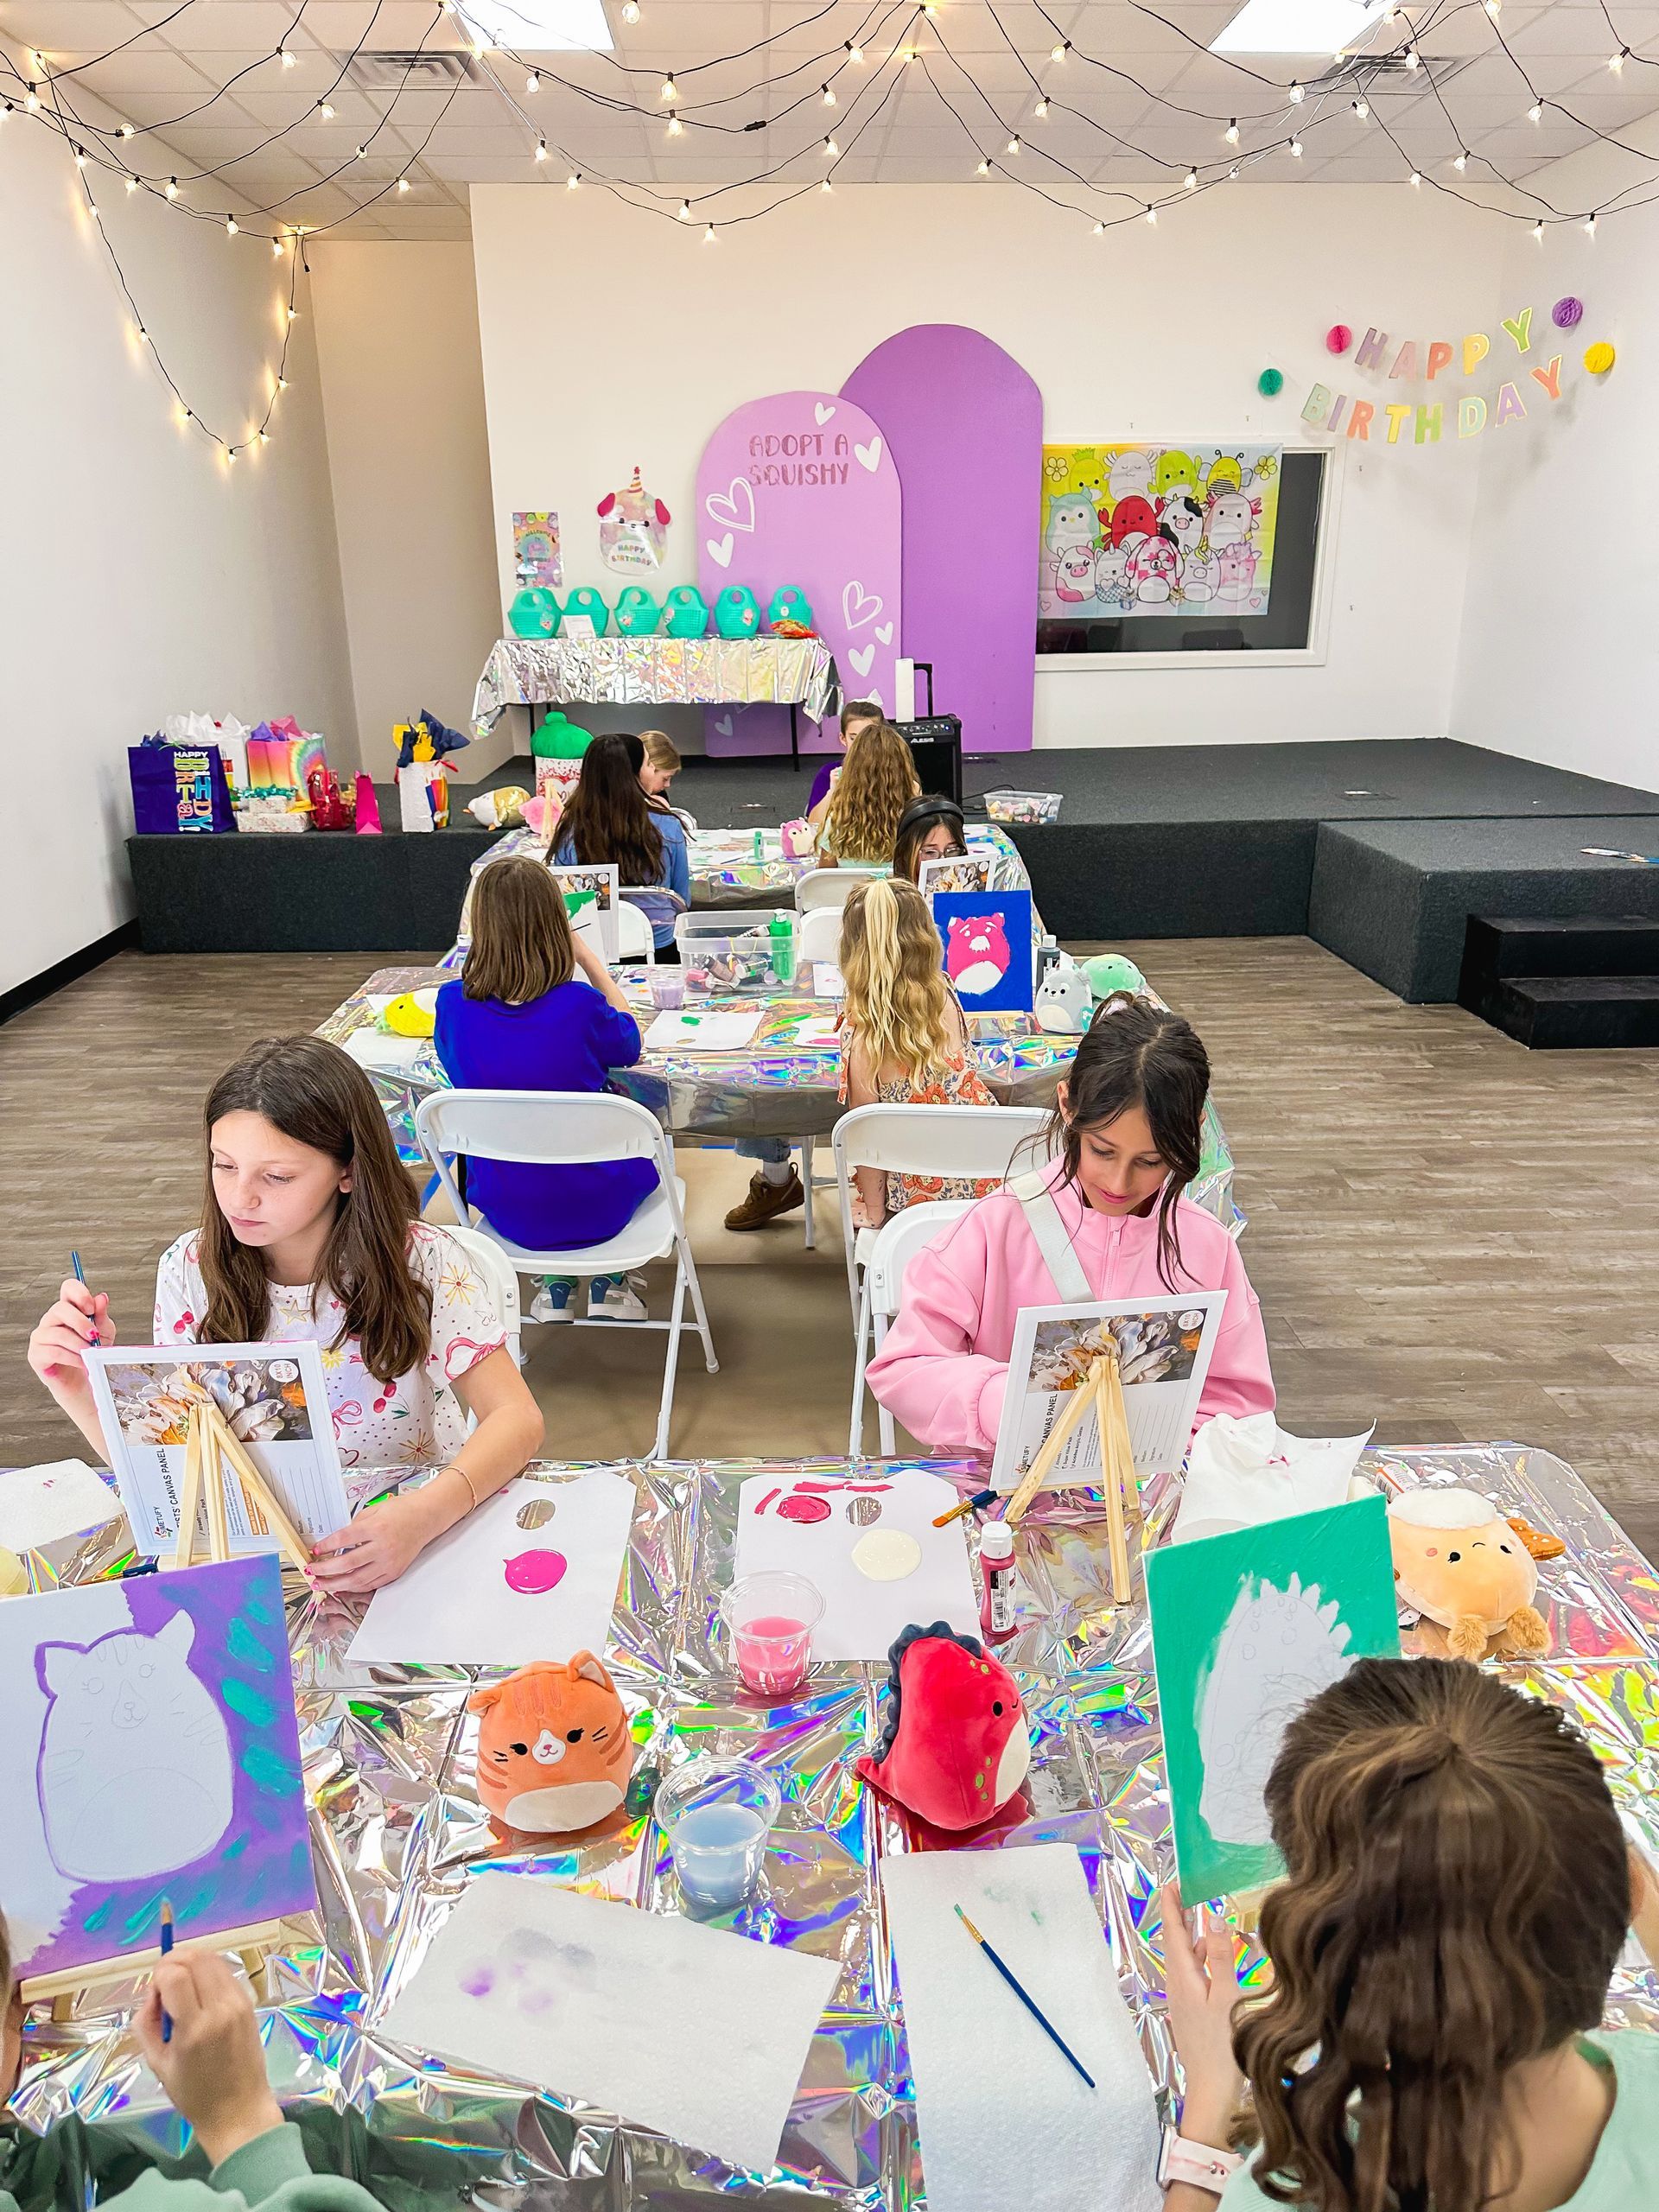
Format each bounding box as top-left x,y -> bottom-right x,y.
979,1522 -> 1018,1644
768,911 -> 796,985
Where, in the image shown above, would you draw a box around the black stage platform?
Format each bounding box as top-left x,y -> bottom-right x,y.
124,740 -> 1659,1002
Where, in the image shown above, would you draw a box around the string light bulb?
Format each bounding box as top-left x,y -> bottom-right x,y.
1532,219 -> 1545,238
823,134 -> 838,156
1290,136 -> 1303,156
1585,210 -> 1598,233
848,39 -> 863,60
1404,45 -> 1419,68
1452,148 -> 1467,170
566,169 -> 581,188
1229,163 -> 1240,179
1034,96 -> 1048,116
1289,79 -> 1305,101
24,85 -> 40,111
1007,133 -> 1020,153
822,82 -> 836,105
660,73 -> 677,101
271,233 -> 283,251
278,375 -> 289,389
280,45 -> 296,66
1093,219 -> 1104,233
318,99 -> 335,118
1408,168 -> 1421,185
1353,97 -> 1369,119
1051,39 -> 1070,60
354,143 -> 366,158
976,155 -> 990,174
258,429 -> 270,444
703,222 -> 716,242
1184,167 -> 1198,189
535,137 -> 548,158
226,214 -> 238,234
120,121 -> 135,137
821,175 -> 832,191
125,174 -> 139,192
165,176 -> 179,198
287,303 -> 299,320
666,113 -> 683,135
1529,100 -> 1543,121
73,144 -> 87,167
397,175 -> 410,191
677,198 -> 690,219
1610,46 -> 1629,70
1145,203 -> 1156,223
620,0 -> 639,17
1224,117 -> 1239,143
1484,0 -> 1500,14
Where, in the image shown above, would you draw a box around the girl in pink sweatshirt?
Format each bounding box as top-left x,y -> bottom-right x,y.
865,993 -> 1274,1459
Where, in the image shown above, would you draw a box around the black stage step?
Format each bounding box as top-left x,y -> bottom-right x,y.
1483,972 -> 1659,1050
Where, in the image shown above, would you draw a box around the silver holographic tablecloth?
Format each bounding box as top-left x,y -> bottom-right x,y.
13,1445 -> 1659,2205
472,637 -> 838,734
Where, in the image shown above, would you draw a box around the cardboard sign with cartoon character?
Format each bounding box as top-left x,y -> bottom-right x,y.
597,464 -> 671,573
933,889 -> 1035,1015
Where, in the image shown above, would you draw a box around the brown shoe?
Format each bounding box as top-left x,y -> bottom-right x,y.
724,1168 -> 805,1231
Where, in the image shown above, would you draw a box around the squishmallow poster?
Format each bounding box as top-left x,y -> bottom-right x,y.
0,1556 -> 312,1984
933,889 -> 1035,1015
1038,445 -> 1281,622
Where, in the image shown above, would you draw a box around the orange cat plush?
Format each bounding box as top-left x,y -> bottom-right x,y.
467,1654 -> 634,1834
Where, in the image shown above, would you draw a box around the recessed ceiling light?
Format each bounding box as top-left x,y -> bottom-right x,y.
452,0 -> 613,52
1211,0 -> 1387,55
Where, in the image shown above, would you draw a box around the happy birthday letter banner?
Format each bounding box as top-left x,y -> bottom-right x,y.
1303,302 -> 1601,447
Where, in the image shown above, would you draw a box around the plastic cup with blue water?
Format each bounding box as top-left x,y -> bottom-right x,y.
655,1756 -> 781,1915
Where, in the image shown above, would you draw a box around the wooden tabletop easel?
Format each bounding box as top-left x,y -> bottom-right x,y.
1005,1349 -> 1140,1604
169,1398 -> 311,1572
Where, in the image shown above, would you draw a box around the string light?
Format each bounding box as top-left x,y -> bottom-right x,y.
164,176 -> 179,198
278,375 -> 289,389
226,214 -> 238,233
526,69 -> 540,92
1408,168 -> 1421,184
1353,97 -> 1370,119
397,175 -> 410,191
1585,209 -> 1598,232
280,45 -> 296,67
1529,100 -> 1543,120
677,198 -> 690,219
620,0 -> 639,18
317,99 -> 335,118
1533,219 -> 1545,238
1224,117 -> 1239,143
1452,149 -> 1468,170
660,73 -> 677,101
271,232 -> 283,251
1610,46 -> 1630,69
24,85 -> 40,112
1229,163 -> 1240,178
287,303 -> 300,319
258,429 -> 270,444
821,174 -> 832,191
1092,219 -> 1104,232
847,39 -> 864,60
566,169 -> 581,188
1289,136 -> 1303,156
1145,203 -> 1156,223
1051,39 -> 1070,60
1405,45 -> 1420,68
822,82 -> 836,105
1007,132 -> 1020,153
1484,0 -> 1500,15
535,137 -> 548,158
73,144 -> 87,167
1033,96 -> 1048,116
976,154 -> 990,173
703,222 -> 716,241
1289,79 -> 1305,101
353,143 -> 366,158
666,113 -> 683,134
119,122 -> 134,138
125,174 -> 138,192
1184,167 -> 1198,189
823,134 -> 838,155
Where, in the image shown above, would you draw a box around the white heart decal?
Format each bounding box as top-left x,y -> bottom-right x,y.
855,435 -> 883,472
874,621 -> 893,645
715,713 -> 734,737
815,401 -> 836,425
706,534 -> 734,568
704,478 -> 755,533
849,644 -> 875,677
842,582 -> 883,630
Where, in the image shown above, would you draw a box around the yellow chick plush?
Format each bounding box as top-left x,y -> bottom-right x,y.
380,989 -> 437,1038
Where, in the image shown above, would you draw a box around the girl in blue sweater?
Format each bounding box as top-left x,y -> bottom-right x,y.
435,857 -> 657,1321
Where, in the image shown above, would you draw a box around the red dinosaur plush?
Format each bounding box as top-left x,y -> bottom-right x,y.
856,1623 -> 1029,1832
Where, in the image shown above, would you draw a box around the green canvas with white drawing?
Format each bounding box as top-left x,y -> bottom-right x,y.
1147,1495 -> 1401,1904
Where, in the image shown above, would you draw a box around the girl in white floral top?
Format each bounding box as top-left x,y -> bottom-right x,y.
29,1036 -> 543,1595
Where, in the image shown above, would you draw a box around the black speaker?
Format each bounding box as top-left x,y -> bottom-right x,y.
892,714 -> 963,804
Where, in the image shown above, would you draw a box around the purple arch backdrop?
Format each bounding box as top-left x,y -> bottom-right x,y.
696,388 -> 902,758
842,326 -> 1042,753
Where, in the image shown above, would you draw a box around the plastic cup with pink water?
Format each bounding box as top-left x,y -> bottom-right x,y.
719,1571 -> 824,1698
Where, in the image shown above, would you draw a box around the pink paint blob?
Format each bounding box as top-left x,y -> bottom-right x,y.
777,1494 -> 832,1525
734,1613 -> 811,1696
504,1547 -> 568,1594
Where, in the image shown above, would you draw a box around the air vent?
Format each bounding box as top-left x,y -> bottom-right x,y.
346,50 -> 484,90
1306,48 -> 1474,92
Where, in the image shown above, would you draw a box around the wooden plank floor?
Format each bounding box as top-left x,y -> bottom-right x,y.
3,938 -> 1656,1562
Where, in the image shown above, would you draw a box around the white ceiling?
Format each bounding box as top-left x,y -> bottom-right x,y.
6,1 -> 1659,238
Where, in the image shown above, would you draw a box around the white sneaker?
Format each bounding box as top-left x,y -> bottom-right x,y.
531,1280 -> 577,1323
588,1274 -> 648,1321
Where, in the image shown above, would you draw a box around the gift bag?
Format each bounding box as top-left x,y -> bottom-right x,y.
129,737 -> 235,834
1172,1411 -> 1376,1545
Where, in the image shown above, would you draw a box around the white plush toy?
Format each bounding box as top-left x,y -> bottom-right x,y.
1034,951 -> 1093,1035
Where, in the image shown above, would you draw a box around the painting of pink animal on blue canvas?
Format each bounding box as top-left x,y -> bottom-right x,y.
932,888 -> 1035,1014
945,912 -> 1010,997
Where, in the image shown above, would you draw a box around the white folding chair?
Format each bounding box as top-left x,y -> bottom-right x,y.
795,868 -> 878,915
613,899 -> 657,964
833,1102 -> 1054,1323
441,1224 -> 524,1371
849,1200 -> 975,1458
415,1090 -> 718,1462
797,906 -> 845,968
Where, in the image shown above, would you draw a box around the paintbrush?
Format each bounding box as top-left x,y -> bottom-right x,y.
953,1904 -> 1096,2089
932,1488 -> 998,1529
70,1251 -> 101,1345
159,1899 -> 175,2044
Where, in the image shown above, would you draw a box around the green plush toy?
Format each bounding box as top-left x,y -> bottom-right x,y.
530,709 -> 593,761
509,588 -> 561,639
1083,952 -> 1147,1000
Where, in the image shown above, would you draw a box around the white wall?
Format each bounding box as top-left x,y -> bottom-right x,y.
0,62 -> 354,995
469,181 -> 1502,751
1453,116 -> 1659,790
308,243 -> 508,778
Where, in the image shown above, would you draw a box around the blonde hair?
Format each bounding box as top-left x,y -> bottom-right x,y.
822,722 -> 920,863
639,728 -> 680,773
839,878 -> 957,1084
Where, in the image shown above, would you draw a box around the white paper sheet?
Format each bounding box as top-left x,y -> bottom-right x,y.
811,963 -> 844,1001
989,1294 -> 1226,1492
733,1468 -> 978,1662
341,1027 -> 426,1075
378,1873 -> 839,2175
84,1342 -> 350,1554
884,1845 -> 1161,2212
0,1461 -> 121,1552
347,1470 -> 637,1665
644,1008 -> 765,1054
